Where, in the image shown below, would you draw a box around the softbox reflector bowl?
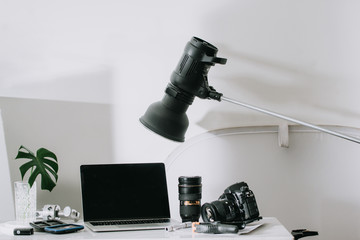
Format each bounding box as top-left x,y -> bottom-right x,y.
140,99 -> 189,142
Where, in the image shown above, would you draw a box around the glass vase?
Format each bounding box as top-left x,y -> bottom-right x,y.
14,181 -> 37,224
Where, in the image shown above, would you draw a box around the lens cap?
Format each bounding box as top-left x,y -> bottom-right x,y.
178,176 -> 201,185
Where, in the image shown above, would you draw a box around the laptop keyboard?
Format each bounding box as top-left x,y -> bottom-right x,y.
90,219 -> 170,226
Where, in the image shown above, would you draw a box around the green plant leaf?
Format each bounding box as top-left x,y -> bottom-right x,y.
15,145 -> 59,192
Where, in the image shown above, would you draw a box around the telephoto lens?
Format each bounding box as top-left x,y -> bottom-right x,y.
178,176 -> 202,222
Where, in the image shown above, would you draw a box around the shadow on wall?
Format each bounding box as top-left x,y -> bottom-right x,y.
0,97 -> 114,216
1,66 -> 114,104
196,1 -> 360,131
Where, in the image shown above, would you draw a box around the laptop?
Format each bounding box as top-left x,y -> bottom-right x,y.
80,162 -> 180,232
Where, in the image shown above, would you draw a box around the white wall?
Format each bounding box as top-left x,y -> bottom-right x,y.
0,111 -> 14,221
1,1 -> 360,239
1,0 -> 360,162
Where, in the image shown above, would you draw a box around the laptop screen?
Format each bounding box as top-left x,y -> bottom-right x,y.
80,163 -> 171,222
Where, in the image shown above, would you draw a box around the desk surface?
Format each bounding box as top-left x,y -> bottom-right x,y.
0,217 -> 292,240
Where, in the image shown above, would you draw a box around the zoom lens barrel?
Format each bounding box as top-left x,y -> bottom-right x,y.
178,176 -> 202,222
201,199 -> 237,223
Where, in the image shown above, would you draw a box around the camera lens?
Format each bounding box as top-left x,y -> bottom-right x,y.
178,176 -> 202,222
201,198 -> 237,223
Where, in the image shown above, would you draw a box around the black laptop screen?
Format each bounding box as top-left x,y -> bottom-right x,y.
80,163 -> 171,222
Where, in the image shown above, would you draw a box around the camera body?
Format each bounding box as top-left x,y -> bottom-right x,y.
201,182 -> 261,229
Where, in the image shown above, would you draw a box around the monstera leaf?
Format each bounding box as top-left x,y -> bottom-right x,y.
15,145 -> 58,192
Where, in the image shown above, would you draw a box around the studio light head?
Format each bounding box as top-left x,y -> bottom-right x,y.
140,37 -> 227,142
140,37 -> 360,145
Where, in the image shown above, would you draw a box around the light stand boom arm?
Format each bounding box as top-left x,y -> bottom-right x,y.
221,96 -> 360,144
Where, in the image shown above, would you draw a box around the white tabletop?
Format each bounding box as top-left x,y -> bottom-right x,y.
0,217 -> 292,240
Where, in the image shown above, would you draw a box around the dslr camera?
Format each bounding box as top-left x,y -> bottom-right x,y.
201,182 -> 262,229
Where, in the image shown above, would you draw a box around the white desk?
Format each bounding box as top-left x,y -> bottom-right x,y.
0,218 -> 292,240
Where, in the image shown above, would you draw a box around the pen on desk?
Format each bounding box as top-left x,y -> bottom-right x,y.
166,222 -> 192,232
